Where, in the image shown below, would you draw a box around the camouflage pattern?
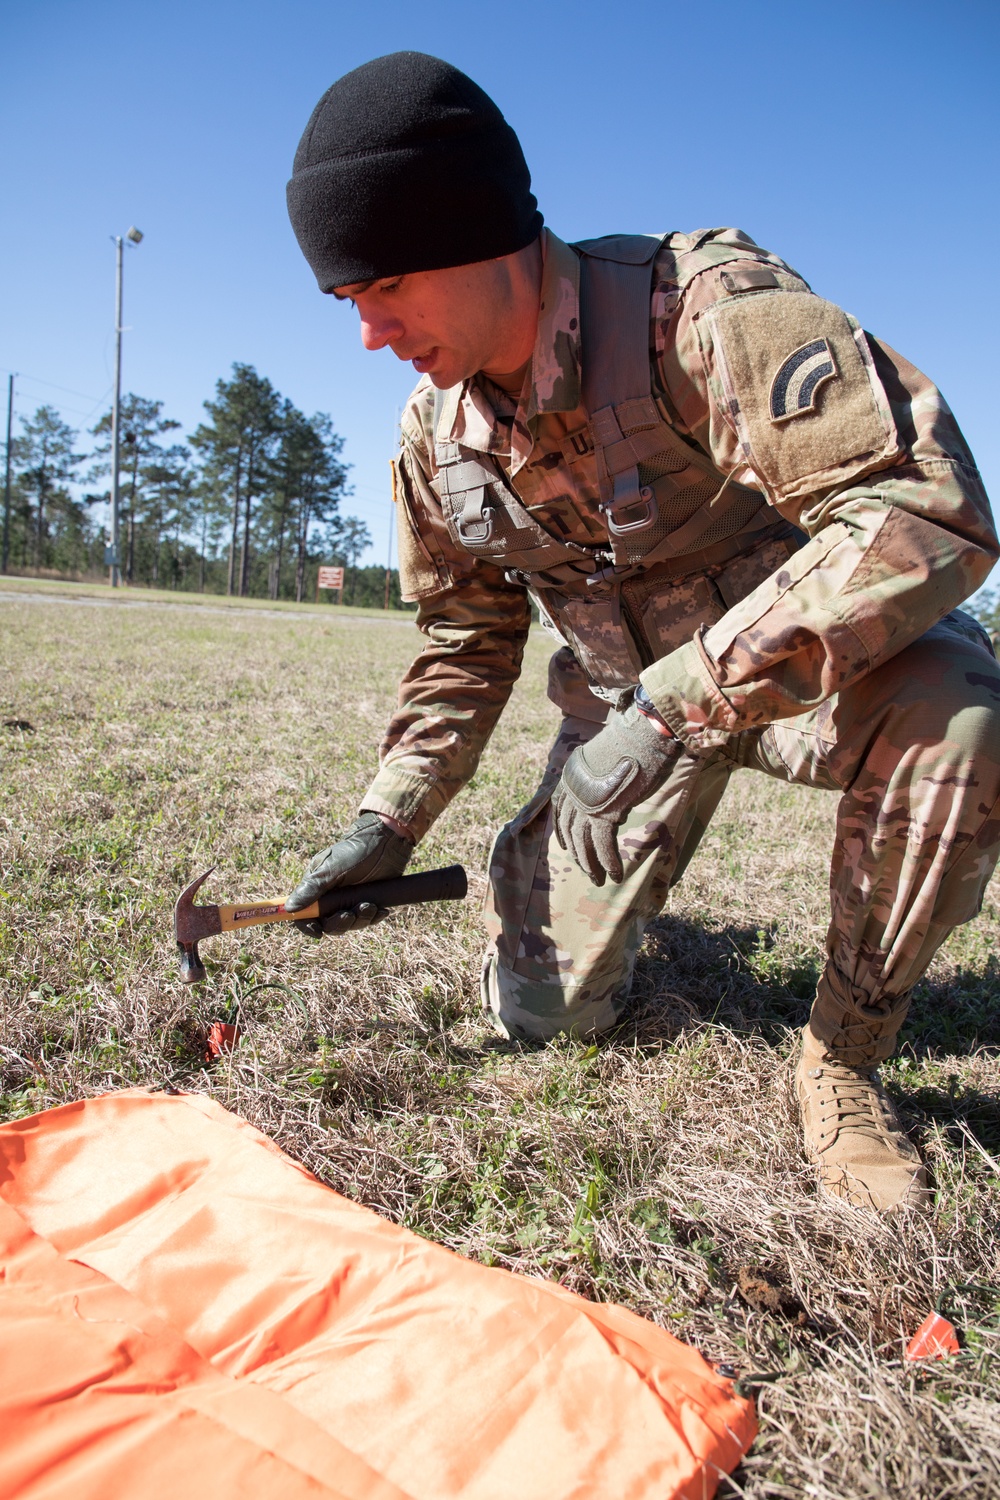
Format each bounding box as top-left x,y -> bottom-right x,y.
357,225 -> 1000,1037
480,648 -> 729,1037
481,616 -> 1000,1040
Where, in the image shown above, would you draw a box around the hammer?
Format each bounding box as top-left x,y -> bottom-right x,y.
173,864 -> 468,983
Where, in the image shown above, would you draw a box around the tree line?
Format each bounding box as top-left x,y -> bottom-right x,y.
1,363 -> 409,608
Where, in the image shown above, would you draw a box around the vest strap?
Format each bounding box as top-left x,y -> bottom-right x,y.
429,234 -> 787,596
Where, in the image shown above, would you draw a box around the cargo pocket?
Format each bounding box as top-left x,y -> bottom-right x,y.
557,592 -> 642,690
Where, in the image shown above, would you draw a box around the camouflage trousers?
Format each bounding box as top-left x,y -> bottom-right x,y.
482,613 -> 1000,1040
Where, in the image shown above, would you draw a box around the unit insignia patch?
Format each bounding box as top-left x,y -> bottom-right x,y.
769,339 -> 837,422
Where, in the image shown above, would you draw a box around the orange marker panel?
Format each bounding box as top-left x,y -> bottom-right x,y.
0,1091 -> 756,1499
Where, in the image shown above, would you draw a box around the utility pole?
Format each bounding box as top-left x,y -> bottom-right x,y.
384,407 -> 399,611
109,227 -> 143,586
2,373 -> 13,575
383,490 -> 394,610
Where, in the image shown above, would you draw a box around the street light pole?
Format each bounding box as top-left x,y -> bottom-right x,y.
108,226 -> 143,587
109,236 -> 124,586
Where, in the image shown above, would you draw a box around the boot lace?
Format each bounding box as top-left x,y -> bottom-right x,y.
819,966 -> 912,1067
814,1060 -> 888,1138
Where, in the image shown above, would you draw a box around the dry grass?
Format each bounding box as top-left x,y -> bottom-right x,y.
1,588 -> 999,1499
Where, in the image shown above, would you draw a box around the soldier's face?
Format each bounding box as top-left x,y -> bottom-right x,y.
334,255 -> 535,389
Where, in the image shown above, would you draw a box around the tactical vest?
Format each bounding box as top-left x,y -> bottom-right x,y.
430,231 -> 803,695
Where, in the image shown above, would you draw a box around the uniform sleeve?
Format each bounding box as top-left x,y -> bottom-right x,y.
359,417 -> 532,841
641,262 -> 999,747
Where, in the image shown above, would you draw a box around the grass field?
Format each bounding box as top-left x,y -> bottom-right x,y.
2,579 -> 998,1498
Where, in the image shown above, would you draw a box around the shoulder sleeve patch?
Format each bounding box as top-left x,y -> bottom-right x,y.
700,290 -> 902,502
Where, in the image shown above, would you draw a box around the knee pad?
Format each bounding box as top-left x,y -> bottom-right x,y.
480,946 -> 626,1042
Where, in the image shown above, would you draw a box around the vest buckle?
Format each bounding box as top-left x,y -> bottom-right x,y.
602,483 -> 657,535
456,505 -> 494,544
587,562 -> 630,588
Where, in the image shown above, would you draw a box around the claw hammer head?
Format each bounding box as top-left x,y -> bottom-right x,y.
174,868 -> 221,984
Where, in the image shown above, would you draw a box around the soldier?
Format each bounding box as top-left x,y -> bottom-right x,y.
284,52 -> 1000,1213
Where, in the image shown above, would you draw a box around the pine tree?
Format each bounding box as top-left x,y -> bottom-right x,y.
190,365 -> 281,597
6,365 -> 384,602
283,411 -> 350,603
139,444 -> 197,585
90,395 -> 180,583
333,515 -> 373,605
13,407 -> 87,572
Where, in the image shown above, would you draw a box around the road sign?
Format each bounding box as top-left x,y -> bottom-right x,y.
316,565 -> 345,604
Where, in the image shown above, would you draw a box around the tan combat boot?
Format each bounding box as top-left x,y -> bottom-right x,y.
795,974 -> 931,1213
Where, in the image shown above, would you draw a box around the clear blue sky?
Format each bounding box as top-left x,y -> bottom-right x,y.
3,0 -> 998,579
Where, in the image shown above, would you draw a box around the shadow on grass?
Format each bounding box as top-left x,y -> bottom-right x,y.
627,914 -> 1000,1155
909,1081 -> 1000,1158
631,914 -> 817,1044
904,965 -> 1000,1058
633,914 -> 1000,1054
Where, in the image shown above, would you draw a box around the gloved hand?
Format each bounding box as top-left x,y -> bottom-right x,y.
552,696 -> 685,886
285,811 -> 413,937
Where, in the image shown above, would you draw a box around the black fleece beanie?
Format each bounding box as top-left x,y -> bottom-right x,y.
286,52 -> 543,293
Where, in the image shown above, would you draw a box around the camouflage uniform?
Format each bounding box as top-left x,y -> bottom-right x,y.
359,228 -> 1000,1041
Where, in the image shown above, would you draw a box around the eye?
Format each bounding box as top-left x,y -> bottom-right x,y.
378,277 -> 404,295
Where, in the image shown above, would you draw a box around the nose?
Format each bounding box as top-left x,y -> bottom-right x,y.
359,308 -> 405,353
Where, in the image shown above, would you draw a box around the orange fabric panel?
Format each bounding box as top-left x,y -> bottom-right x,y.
0,1199 -> 410,1500
0,1091 -> 755,1499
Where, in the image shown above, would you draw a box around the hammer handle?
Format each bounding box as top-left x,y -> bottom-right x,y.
315,863 -> 468,919
213,864 -> 468,934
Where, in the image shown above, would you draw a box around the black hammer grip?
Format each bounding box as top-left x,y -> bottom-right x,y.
312,863 -> 468,921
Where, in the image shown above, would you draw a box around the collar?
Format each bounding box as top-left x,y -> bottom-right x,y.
435,228 -> 582,474
524,228 -> 582,420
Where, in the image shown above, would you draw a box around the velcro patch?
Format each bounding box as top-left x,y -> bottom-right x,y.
700,290 -> 902,503
720,267 -> 780,294
393,457 -> 446,600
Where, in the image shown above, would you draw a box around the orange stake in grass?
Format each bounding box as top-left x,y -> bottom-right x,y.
905,1312 -> 961,1361
205,1021 -> 241,1060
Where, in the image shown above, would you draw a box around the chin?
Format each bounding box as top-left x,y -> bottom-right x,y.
425,357 -> 478,389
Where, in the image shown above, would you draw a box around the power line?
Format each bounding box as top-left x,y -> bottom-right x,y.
11,393 -> 109,424
1,369 -> 115,427
0,367 -> 105,404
